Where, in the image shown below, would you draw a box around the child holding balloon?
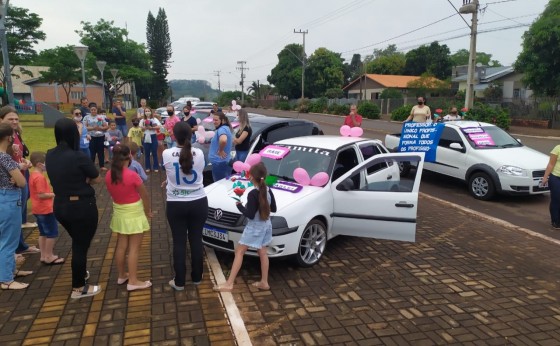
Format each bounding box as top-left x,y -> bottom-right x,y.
214,162 -> 277,292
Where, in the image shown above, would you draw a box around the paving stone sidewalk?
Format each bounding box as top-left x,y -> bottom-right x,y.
1,163 -> 560,345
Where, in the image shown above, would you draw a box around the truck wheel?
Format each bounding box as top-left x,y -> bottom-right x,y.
294,219 -> 327,267
468,172 -> 496,200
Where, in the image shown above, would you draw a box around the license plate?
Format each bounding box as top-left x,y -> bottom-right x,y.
203,225 -> 229,242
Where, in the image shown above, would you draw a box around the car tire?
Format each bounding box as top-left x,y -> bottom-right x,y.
468,172 -> 496,200
294,219 -> 327,267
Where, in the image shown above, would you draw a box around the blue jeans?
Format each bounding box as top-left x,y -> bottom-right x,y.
143,134 -> 159,170
549,174 -> 560,225
234,150 -> 248,163
117,124 -> 128,138
0,189 -> 22,282
16,171 -> 30,253
35,213 -> 59,238
211,161 -> 231,182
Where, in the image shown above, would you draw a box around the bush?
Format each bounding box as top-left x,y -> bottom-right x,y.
308,97 -> 328,113
463,102 -> 510,129
295,98 -> 309,113
380,88 -> 403,99
358,101 -> 380,119
328,103 -> 350,115
324,88 -> 344,99
276,100 -> 291,111
390,104 -> 413,121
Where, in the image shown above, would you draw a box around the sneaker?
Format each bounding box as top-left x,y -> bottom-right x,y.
21,222 -> 38,229
71,284 -> 101,299
169,279 -> 184,291
552,223 -> 560,229
192,274 -> 203,286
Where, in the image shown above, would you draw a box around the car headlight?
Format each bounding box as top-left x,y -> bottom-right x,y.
496,165 -> 526,176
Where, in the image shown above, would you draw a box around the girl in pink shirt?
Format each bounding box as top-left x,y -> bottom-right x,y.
105,144 -> 153,291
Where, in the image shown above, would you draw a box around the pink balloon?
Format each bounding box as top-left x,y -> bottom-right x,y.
350,127 -> 363,137
197,136 -> 205,144
340,125 -> 351,137
233,161 -> 244,173
293,168 -> 310,186
241,163 -> 251,173
196,118 -> 201,124
246,153 -> 261,166
203,117 -> 213,123
197,126 -> 205,135
204,130 -> 215,139
310,172 -> 329,187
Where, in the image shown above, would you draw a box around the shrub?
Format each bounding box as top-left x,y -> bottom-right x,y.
463,102 -> 510,129
308,97 -> 328,113
276,100 -> 291,111
358,102 -> 380,119
380,88 -> 403,99
324,88 -> 344,99
295,98 -> 309,113
390,104 -> 413,121
328,103 -> 350,115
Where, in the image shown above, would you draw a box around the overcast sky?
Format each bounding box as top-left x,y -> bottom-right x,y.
16,0 -> 548,92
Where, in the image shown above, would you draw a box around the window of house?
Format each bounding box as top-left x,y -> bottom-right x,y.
513,89 -> 520,98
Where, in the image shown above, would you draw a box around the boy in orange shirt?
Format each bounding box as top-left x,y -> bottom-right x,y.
29,152 -> 65,265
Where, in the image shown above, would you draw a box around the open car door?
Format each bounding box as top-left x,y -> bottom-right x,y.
331,153 -> 425,242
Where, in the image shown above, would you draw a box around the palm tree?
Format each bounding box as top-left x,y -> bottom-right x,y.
247,81 -> 260,99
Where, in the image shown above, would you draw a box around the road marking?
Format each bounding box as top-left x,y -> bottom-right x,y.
206,248 -> 253,346
421,192 -> 560,246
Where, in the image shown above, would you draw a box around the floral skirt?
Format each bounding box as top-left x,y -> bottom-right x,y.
110,200 -> 150,235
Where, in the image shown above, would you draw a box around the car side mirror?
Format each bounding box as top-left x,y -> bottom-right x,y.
449,142 -> 464,151
337,178 -> 355,191
516,138 -> 522,143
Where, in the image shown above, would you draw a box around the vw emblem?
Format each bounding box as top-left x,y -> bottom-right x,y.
214,209 -> 223,221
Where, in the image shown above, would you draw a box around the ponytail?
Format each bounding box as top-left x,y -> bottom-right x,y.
173,121 -> 194,174
110,144 -> 131,184
250,162 -> 270,220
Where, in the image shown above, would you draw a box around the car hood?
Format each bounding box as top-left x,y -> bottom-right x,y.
476,146 -> 549,169
205,177 -> 324,213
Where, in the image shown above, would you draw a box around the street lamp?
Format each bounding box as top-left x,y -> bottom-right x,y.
73,45 -> 88,98
96,60 -> 106,109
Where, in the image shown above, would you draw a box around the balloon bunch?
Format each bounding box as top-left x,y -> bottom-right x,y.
339,125 -> 363,137
434,108 -> 443,122
460,107 -> 468,117
232,153 -> 261,177
293,168 -> 329,187
196,125 -> 215,144
231,100 -> 241,111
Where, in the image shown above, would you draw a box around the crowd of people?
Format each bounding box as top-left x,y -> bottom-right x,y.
0,99 -> 277,299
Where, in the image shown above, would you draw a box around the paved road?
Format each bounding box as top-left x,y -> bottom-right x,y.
247,108 -> 558,241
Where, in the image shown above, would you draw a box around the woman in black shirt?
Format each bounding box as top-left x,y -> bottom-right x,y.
46,118 -> 102,299
232,108 -> 252,162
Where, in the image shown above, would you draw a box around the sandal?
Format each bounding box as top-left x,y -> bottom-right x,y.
14,270 -> 33,277
252,281 -> 270,291
127,281 -> 152,292
71,284 -> 101,299
20,246 -> 40,254
1,281 -> 29,290
41,256 -> 65,265
117,275 -> 129,285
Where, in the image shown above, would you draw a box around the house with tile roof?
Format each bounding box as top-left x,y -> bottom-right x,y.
451,65 -> 532,102
342,74 -> 442,100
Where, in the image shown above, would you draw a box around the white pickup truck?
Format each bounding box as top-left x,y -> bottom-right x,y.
385,121 -> 550,200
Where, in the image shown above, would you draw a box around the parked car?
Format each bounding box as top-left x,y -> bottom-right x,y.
192,101 -> 216,111
177,96 -> 200,103
194,115 -> 323,185
202,135 -> 425,267
158,101 -> 186,122
384,121 -> 550,200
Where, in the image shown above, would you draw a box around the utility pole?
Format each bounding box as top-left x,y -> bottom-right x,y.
214,70 -> 221,92
236,61 -> 248,104
460,0 -> 479,110
294,29 -> 308,101
0,0 -> 14,106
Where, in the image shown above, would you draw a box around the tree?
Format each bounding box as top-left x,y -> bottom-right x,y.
214,90 -> 243,107
76,19 -> 152,105
379,88 -> 403,99
450,49 -> 501,67
366,53 -> 406,75
343,53 -> 362,83
34,46 -> 81,103
247,81 -> 260,98
305,47 -> 345,98
268,44 -> 304,99
407,74 -> 451,97
404,41 -> 453,80
515,0 -> 560,96
146,8 -> 172,103
484,82 -> 503,100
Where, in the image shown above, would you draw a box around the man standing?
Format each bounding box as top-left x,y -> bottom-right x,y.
344,104 -> 362,128
112,99 -> 128,139
79,97 -> 90,118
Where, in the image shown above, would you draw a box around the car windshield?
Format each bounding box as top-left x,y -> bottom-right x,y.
463,126 -> 522,149
260,144 -> 334,182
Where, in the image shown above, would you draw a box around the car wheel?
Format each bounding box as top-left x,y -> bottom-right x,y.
294,219 -> 327,267
468,172 -> 496,200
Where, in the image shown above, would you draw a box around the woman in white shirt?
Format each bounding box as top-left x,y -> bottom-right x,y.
162,121 -> 208,291
139,108 -> 161,173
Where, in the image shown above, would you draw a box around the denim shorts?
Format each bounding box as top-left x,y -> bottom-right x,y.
35,213 -> 59,238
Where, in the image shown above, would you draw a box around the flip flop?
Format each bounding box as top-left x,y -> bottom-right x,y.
14,270 -> 33,277
127,281 -> 152,291
252,282 -> 270,291
20,246 -> 40,254
1,281 -> 29,290
213,285 -> 233,292
42,256 -> 65,265
117,275 -> 129,285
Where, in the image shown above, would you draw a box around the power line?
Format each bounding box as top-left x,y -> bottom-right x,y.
483,0 -> 517,4
446,0 -> 472,28
485,7 -> 525,25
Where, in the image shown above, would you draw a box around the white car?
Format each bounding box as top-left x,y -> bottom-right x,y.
384,121 -> 550,200
203,136 -> 425,267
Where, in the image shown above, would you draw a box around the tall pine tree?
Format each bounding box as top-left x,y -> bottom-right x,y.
146,8 -> 172,103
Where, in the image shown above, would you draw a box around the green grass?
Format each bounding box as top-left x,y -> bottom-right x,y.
19,114 -> 44,122
22,126 -> 56,154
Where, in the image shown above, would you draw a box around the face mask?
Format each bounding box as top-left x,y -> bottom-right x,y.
74,116 -> 82,122
418,101 -> 424,105
167,111 -> 174,116
145,112 -> 152,116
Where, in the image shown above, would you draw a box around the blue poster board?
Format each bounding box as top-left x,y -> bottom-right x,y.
397,122 -> 445,162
